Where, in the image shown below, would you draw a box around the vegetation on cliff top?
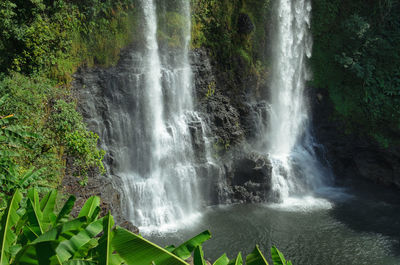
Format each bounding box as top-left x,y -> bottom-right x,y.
311,0 -> 400,146
191,0 -> 271,91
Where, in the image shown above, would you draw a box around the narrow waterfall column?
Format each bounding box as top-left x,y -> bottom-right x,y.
266,0 -> 328,201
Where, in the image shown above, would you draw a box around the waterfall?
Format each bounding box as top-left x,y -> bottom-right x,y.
118,0 -> 210,231
266,0 -> 330,202
78,0 -> 215,232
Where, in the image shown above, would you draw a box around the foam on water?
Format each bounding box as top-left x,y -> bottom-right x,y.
138,212 -> 203,235
268,196 -> 333,212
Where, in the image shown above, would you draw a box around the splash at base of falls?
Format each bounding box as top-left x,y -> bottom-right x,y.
268,196 -> 333,212
119,110 -> 216,232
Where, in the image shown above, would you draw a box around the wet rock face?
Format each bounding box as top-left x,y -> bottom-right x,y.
72,46 -> 275,223
190,48 -> 274,203
120,220 -> 140,234
312,89 -> 400,189
191,48 -> 246,146
233,155 -> 271,185
239,101 -> 270,142
219,150 -> 273,204
232,152 -> 272,203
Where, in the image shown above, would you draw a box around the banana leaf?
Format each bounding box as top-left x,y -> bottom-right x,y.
56,218 -> 103,262
165,245 -> 176,252
172,230 -> 211,260
64,260 -> 96,265
270,247 -> 289,265
78,197 -> 100,220
96,213 -> 121,265
13,241 -> 60,265
213,254 -> 229,265
228,253 -> 242,265
26,190 -> 44,238
246,246 -> 268,265
14,217 -> 90,264
0,190 -> 23,265
18,168 -> 46,190
193,246 -> 206,265
55,196 -> 76,225
39,189 -> 57,230
112,227 -> 189,265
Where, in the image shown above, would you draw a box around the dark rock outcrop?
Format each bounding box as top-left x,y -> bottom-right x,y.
312,89 -> 400,189
190,48 -> 273,203
237,13 -> 255,35
218,150 -> 272,204
191,48 -> 246,146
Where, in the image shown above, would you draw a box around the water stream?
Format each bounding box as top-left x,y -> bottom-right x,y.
265,0 -> 331,202
80,0 -> 216,232
119,0 -> 215,232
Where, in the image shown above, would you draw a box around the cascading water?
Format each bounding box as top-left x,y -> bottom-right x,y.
79,0 -> 215,232
119,0 -> 211,231
266,0 -> 331,203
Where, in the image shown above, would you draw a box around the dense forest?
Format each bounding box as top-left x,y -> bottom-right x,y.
0,0 -> 399,263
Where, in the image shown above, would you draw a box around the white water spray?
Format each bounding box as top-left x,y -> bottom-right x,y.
267,0 -> 330,203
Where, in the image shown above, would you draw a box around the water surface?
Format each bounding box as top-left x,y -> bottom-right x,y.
147,180 -> 400,265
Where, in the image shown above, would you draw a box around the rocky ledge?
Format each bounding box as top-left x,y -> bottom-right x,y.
223,150 -> 272,203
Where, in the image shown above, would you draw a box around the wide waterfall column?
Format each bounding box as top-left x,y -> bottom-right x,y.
266,0 -> 327,201
120,0 -> 173,229
118,0 -> 210,232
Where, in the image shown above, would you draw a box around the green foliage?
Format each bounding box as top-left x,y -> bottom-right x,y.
206,82 -> 216,98
311,0 -> 400,146
172,230 -> 212,259
191,0 -> 271,93
213,138 -> 231,159
0,0 -> 137,76
0,96 -> 45,207
0,74 -> 64,190
0,74 -> 104,192
0,190 -> 22,265
0,0 -> 136,195
50,100 -> 105,182
228,252 -> 243,265
0,189 -> 293,265
213,254 -> 230,265
246,246 -> 268,265
191,0 -> 271,66
270,247 -> 292,265
194,246 -> 207,265
191,0 -> 241,65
